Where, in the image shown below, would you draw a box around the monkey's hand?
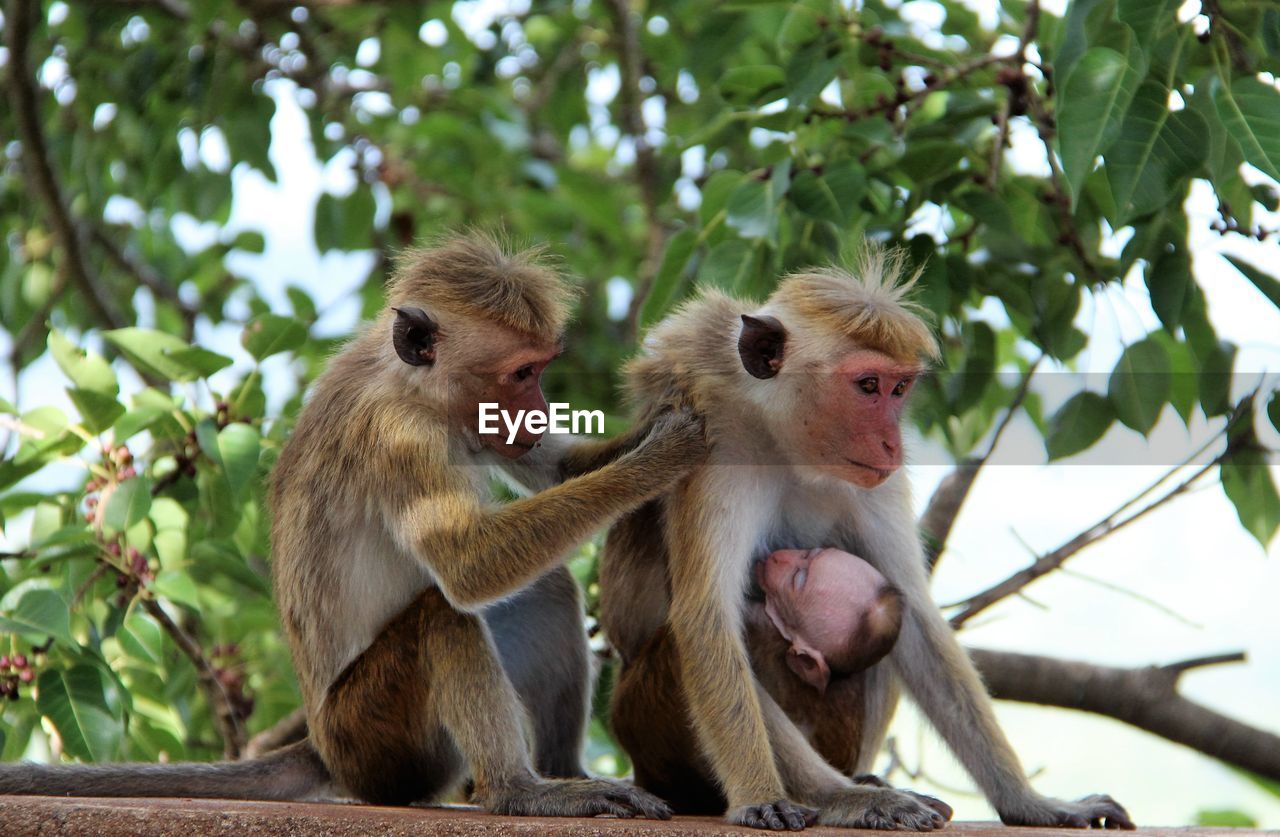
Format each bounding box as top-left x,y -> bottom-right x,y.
815,785 -> 948,831
726,799 -> 816,831
628,408 -> 709,474
487,776 -> 673,820
999,793 -> 1134,830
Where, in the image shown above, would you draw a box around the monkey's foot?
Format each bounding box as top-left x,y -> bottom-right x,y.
852,776 -> 954,822
726,799 -> 816,831
816,786 -> 948,831
487,777 -> 673,820
999,793 -> 1134,830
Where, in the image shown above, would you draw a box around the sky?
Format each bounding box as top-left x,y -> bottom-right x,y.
2,0 -> 1279,828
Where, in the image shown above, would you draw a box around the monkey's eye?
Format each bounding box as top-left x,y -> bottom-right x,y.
512,364 -> 536,382
857,376 -> 879,394
892,378 -> 912,397
792,567 -> 808,591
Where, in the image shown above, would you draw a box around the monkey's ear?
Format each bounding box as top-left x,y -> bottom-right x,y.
392,306 -> 439,367
738,314 -> 786,380
785,644 -> 830,695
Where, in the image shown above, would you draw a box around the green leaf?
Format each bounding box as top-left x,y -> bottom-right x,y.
218,423 -> 260,499
1046,391 -> 1115,460
242,314 -> 308,361
1221,447 -> 1280,548
718,65 -> 785,105
68,388 -> 124,435
1269,391 -> 1280,435
700,239 -> 760,292
117,611 -> 166,667
0,589 -> 73,645
1223,255 -> 1280,311
1117,0 -> 1177,48
639,228 -> 697,329
1108,338 -> 1171,434
166,347 -> 233,378
1198,340 -> 1236,418
1214,77 -> 1280,181
36,666 -> 121,762
1195,810 -> 1257,829
725,178 -> 778,240
1057,45 -> 1143,204
229,230 -> 266,253
1146,242 -> 1191,331
151,570 -> 202,609
104,328 -> 203,382
102,478 -> 153,532
49,331 -> 118,396
789,170 -> 844,223
313,188 -> 376,252
1106,80 -> 1207,222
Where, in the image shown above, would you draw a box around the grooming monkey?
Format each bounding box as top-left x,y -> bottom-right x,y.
0,235 -> 704,819
600,249 -> 1133,830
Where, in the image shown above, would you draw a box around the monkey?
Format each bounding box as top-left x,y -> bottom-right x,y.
611,545 -> 923,818
0,234 -> 706,821
752,547 -> 904,695
599,248 -> 1134,831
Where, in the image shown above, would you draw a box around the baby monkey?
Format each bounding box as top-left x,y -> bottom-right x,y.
751,547 -> 903,696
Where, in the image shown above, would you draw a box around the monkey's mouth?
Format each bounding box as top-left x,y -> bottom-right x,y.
844,459 -> 892,481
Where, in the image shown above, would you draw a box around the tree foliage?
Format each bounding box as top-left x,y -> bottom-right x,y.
0,0 -> 1276,775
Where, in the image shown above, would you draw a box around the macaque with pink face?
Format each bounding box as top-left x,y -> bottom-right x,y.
754,547 -> 904,695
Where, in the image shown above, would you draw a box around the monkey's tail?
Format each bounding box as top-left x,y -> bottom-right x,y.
0,738 -> 333,800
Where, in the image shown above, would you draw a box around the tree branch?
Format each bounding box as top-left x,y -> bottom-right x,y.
920,357 -> 1041,570
4,0 -> 130,332
243,706 -> 308,759
948,446 -> 1230,628
142,599 -> 246,759
970,648 -> 1280,781
90,223 -> 199,339
607,0 -> 667,341
946,395 -> 1256,626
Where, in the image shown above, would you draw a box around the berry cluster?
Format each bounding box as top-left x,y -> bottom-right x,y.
0,654 -> 35,700
83,444 -> 138,524
211,643 -> 255,722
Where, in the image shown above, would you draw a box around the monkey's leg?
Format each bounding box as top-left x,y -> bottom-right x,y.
609,628 -> 726,815
319,586 -> 671,818
487,566 -> 589,778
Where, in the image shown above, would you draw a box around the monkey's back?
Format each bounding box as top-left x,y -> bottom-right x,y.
269,328 -> 444,711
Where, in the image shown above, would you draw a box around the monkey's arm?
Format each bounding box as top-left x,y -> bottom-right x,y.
394,412 -> 704,610
859,497 -> 1134,830
663,465 -> 811,829
499,409 -> 673,492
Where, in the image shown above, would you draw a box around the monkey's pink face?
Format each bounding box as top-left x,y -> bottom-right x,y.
805,351 -> 917,488
468,347 -> 560,460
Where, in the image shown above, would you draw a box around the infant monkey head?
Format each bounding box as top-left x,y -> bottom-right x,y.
756,548 -> 903,694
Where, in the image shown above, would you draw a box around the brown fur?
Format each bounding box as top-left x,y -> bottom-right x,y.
0,235 -> 698,819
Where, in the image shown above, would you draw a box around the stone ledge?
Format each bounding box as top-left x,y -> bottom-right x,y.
0,796 -> 1266,836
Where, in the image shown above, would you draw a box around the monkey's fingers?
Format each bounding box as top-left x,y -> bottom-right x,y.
571,778 -> 673,820
728,800 -> 811,831
1076,794 -> 1134,830
907,791 -> 954,822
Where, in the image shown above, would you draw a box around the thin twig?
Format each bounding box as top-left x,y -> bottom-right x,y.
142,599 -> 246,758
608,0 -> 667,341
4,0 -> 129,331
90,224 -> 199,337
949,440 -> 1235,627
920,357 -> 1042,570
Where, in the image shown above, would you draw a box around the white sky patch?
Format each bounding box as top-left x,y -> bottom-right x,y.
419,19 -> 449,47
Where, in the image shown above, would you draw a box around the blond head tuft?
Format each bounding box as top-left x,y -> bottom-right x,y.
388,232 -> 577,338
771,247 -> 940,362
